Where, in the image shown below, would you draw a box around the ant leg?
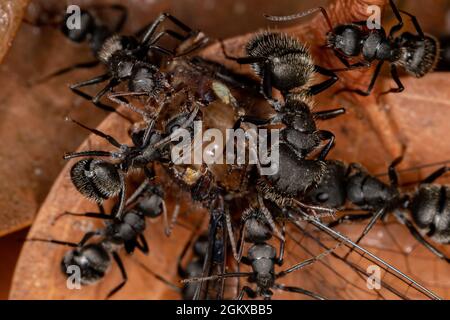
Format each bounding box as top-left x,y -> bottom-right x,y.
420,167 -> 449,185
313,108 -> 346,120
53,211 -> 113,224
378,64 -> 404,98
125,180 -> 150,206
327,212 -> 373,228
236,286 -> 257,300
309,65 -> 339,96
193,211 -> 221,300
29,231 -> 100,248
32,60 -> 100,85
141,13 -> 194,46
106,252 -> 128,298
337,60 -> 384,96
317,130 -> 335,161
136,234 -> 149,254
68,118 -> 123,148
258,194 -> 284,241
399,10 -> 425,39
331,53 -> 371,72
70,75 -> 131,121
273,284 -> 326,300
394,212 -> 450,263
388,154 -> 404,187
225,207 -> 239,261
166,202 -> 181,236
388,0 -> 404,39
220,41 -> 266,64
63,150 -> 113,160
276,221 -> 286,265
114,172 -> 127,220
265,7 -> 334,33
344,207 -> 386,259
276,246 -> 336,278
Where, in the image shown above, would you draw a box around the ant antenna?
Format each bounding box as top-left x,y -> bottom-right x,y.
265,7 -> 334,33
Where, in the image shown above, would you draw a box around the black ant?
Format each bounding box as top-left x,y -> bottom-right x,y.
182,207 -> 334,300
29,178 -> 167,298
67,13 -> 207,112
266,0 -> 440,97
305,157 -> 450,262
26,5 -> 128,80
64,103 -> 200,220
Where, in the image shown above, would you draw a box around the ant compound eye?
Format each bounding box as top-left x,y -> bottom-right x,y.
70,159 -> 121,202
316,192 -> 330,203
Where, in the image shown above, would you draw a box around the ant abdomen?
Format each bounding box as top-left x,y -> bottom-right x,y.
246,31 -> 315,93
61,243 -> 111,285
70,159 -> 122,203
411,185 -> 450,244
395,33 -> 439,78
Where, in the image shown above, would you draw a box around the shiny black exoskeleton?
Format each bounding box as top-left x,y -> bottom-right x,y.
253,93 -> 345,207
68,12 -> 205,112
266,0 -> 440,97
306,158 -> 450,262
183,207 -> 330,299
30,180 -> 166,298
65,107 -> 198,219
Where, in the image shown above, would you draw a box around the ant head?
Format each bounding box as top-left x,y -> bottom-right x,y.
61,243 -> 110,285
61,9 -> 94,42
70,159 -> 122,202
327,25 -> 363,57
396,32 -> 439,78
